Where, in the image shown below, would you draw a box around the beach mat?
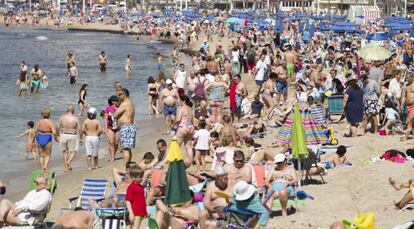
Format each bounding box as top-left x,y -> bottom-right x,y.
272,199 -> 306,209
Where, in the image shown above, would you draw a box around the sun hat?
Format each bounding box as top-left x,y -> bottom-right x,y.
274,153 -> 286,163
233,180 -> 256,201
166,79 -> 173,84
346,74 -> 357,83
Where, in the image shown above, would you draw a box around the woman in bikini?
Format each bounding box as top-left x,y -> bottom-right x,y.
265,153 -> 298,217
104,95 -> 120,162
147,77 -> 159,115
174,96 -> 195,155
78,83 -> 88,116
17,71 -> 29,96
205,75 -> 228,124
125,54 -> 132,78
35,107 -> 57,172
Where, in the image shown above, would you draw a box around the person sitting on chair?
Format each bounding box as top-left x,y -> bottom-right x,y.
0,176 -> 52,227
200,166 -> 232,229
230,180 -> 269,229
265,153 -> 298,217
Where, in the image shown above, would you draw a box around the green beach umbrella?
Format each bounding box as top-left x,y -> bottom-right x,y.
292,103 -> 308,191
292,103 -> 308,159
164,139 -> 192,206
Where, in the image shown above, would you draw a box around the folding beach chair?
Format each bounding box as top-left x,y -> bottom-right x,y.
327,95 -> 345,123
67,178 -> 108,210
94,208 -> 127,229
251,163 -> 267,201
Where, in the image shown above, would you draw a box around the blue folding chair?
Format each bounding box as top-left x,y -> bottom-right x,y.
67,179 -> 108,210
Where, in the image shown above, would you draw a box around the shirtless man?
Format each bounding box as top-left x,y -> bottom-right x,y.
57,105 -> 82,172
284,45 -> 297,82
200,167 -> 232,229
66,51 -> 76,72
275,62 -> 288,106
223,59 -> 232,84
220,115 -> 238,147
229,75 -> 248,121
401,73 -> 414,141
68,63 -> 78,85
98,51 -> 107,72
207,56 -> 220,76
155,52 -> 163,72
83,108 -> 102,170
113,88 -> 136,166
224,150 -> 252,189
159,79 -> 180,134
30,64 -> 42,93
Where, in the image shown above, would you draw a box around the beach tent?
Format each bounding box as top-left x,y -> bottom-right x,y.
333,21 -> 359,27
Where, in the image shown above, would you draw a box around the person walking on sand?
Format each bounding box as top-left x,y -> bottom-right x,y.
35,108 -> 58,172
113,88 -> 136,166
17,121 -> 37,160
98,51 -> 107,72
159,79 -> 180,134
83,108 -> 102,170
57,105 -> 82,172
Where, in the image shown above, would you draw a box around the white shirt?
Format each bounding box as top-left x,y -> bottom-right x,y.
16,189 -> 52,225
255,60 -> 267,81
385,108 -> 399,121
232,50 -> 239,62
175,70 -> 187,88
387,78 -> 402,99
194,129 -> 210,150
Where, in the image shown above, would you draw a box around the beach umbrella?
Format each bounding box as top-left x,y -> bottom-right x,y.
358,44 -> 392,61
292,103 -> 308,190
164,139 -> 192,206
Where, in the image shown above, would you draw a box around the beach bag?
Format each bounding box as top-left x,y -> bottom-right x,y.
195,79 -> 207,99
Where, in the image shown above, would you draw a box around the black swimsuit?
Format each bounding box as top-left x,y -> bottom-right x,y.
78,90 -> 87,105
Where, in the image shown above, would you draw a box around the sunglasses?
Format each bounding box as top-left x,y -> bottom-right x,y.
234,160 -> 244,163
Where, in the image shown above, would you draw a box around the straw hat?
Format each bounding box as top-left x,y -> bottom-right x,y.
346,74 -> 357,83
233,181 -> 256,201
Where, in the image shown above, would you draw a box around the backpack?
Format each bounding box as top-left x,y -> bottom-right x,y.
195,79 -> 207,99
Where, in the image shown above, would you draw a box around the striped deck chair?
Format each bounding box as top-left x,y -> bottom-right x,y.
68,179 -> 108,210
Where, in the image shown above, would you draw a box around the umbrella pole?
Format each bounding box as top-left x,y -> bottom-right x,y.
298,159 -> 302,190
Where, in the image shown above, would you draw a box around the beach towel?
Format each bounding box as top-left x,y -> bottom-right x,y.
274,109 -> 327,146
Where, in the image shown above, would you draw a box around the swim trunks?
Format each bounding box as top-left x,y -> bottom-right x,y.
100,63 -> 106,72
59,133 -> 79,152
32,79 -> 41,90
276,80 -> 288,93
120,124 -> 136,149
85,136 -> 99,157
163,104 -> 177,116
286,64 -> 295,77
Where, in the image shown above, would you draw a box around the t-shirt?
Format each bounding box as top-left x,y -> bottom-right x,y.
126,182 -> 147,217
385,107 -> 399,121
175,70 -> 187,88
194,129 -> 210,150
255,60 -> 267,81
368,67 -> 384,83
251,101 -> 264,115
387,78 -> 402,99
363,79 -> 379,101
104,106 -> 118,130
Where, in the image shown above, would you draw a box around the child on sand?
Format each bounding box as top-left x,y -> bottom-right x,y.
320,145 -> 348,168
17,121 -> 37,160
126,165 -> 147,229
82,108 -> 102,170
194,120 -> 210,172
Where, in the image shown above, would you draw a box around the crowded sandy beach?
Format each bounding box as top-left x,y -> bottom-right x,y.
1,4 -> 414,229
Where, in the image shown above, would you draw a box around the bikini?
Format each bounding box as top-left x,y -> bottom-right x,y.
149,87 -> 157,98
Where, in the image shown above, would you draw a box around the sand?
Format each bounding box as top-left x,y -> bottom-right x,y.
2,22 -> 414,228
